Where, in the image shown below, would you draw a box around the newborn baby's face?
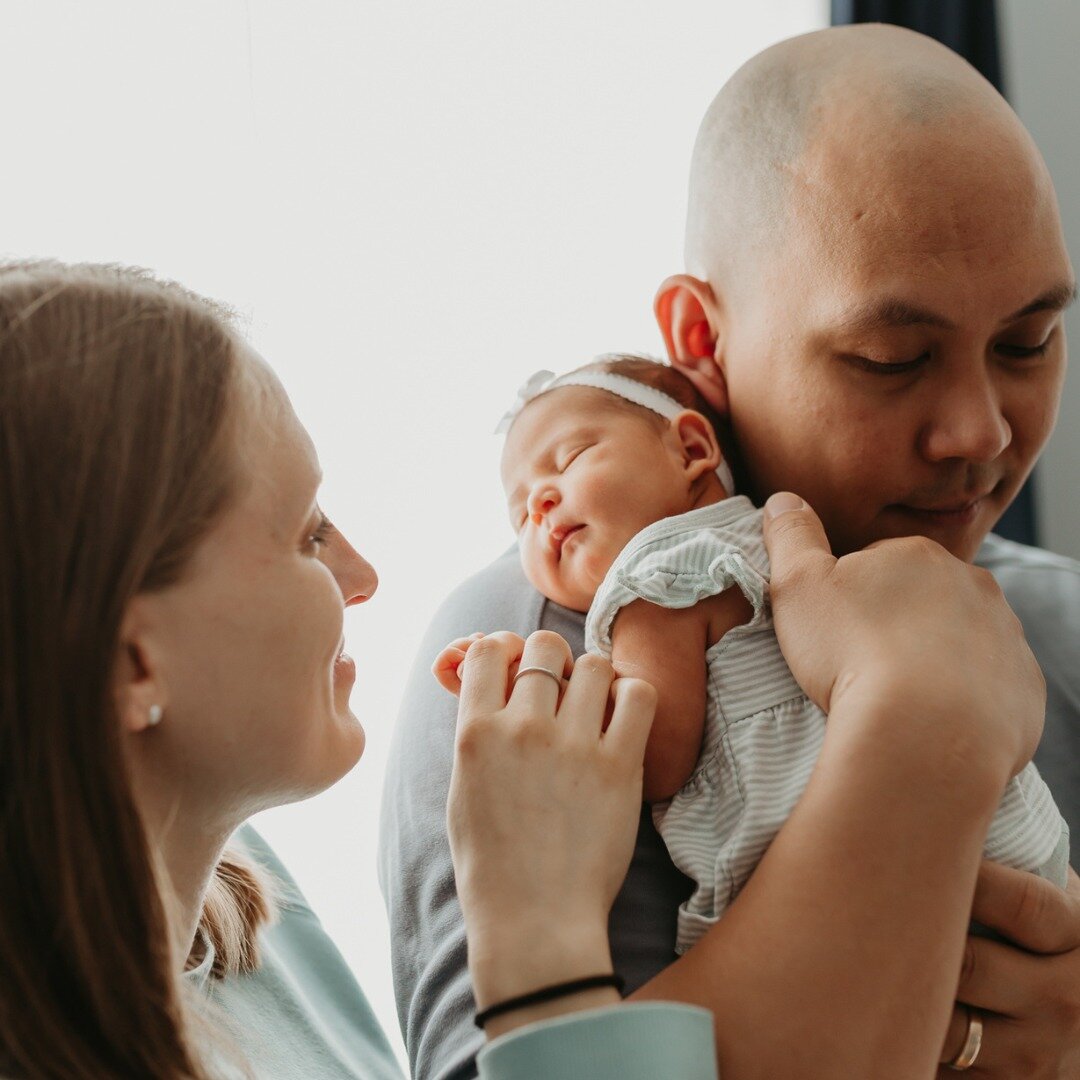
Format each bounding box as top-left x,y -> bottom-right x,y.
501,387 -> 696,613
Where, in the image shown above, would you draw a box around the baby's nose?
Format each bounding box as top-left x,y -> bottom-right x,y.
527,485 -> 560,522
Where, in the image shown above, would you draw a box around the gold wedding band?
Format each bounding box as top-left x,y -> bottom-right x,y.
947,1007 -> 983,1071
512,665 -> 564,689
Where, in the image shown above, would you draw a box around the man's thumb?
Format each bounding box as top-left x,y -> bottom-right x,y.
762,492 -> 835,580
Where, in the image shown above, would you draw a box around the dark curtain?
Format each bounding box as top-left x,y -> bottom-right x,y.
831,0 -> 1038,547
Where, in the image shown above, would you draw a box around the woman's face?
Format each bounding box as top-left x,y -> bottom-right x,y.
135,353 -> 377,819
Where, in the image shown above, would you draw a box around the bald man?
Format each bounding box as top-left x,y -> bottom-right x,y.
380,26 -> 1080,1080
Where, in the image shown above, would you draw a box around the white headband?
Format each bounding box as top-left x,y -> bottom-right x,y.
496,365 -> 736,495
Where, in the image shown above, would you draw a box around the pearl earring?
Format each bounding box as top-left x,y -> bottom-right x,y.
147,704 -> 164,727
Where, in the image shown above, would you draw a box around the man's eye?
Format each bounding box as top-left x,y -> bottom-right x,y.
843,352 -> 929,375
997,340 -> 1051,360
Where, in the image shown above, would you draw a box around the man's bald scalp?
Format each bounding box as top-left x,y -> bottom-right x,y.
685,24 -> 1016,287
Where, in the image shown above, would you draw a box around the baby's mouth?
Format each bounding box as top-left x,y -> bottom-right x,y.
549,523 -> 585,560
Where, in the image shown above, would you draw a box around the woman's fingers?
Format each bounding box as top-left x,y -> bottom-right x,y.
603,676 -> 657,769
558,653 -> 615,741
508,630 -> 573,720
458,631 -> 526,718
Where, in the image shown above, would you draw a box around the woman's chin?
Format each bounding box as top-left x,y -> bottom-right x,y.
329,709 -> 366,775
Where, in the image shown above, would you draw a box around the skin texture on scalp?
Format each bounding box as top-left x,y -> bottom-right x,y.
667,23 -> 1073,560
685,25 -> 1033,292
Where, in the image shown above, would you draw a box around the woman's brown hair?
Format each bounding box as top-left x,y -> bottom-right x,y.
0,261 -> 271,1078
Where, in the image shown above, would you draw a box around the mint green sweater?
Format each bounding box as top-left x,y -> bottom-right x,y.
184,827 -> 717,1079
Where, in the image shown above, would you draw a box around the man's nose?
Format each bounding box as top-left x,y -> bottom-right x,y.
527,484 -> 560,523
919,370 -> 1012,464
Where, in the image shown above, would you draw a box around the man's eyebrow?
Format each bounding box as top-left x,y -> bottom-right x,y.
1001,281 -> 1078,323
835,297 -> 956,334
833,280 -> 1079,336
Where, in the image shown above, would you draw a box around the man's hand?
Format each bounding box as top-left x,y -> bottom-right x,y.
762,491 -> 1046,784
938,861 -> 1080,1077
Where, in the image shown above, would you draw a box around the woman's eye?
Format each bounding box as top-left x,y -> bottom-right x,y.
305,513 -> 332,552
844,352 -> 929,376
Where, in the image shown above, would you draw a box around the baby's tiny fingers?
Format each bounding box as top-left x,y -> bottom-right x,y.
433,650 -> 468,694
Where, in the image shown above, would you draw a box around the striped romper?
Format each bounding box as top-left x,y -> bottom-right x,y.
585,495 -> 1070,955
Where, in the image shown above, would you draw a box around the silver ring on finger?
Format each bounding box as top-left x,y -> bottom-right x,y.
513,665 -> 564,690
947,1007 -> 983,1071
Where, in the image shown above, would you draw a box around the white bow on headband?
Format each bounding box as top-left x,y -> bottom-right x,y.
495,365 -> 736,496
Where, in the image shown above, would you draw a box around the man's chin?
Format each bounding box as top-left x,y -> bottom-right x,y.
858,506 -> 1000,563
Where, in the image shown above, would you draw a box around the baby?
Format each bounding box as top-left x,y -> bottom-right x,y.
435,354 -> 1069,954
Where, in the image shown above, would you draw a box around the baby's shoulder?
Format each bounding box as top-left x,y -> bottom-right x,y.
614,496 -> 769,582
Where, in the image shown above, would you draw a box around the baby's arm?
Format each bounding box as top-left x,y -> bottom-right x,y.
611,587 -> 752,802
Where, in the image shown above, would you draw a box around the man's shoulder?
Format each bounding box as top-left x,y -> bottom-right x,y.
976,533 -> 1080,686
976,532 -> 1080,580
426,545 -> 545,642
976,533 -> 1080,612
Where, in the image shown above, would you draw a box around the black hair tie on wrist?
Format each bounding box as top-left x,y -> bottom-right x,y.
474,973 -> 625,1030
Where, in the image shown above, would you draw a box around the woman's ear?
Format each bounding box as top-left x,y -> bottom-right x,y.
115,598 -> 169,734
654,274 -> 729,414
671,410 -> 723,485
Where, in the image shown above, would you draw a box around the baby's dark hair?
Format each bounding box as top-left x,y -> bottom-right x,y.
572,353 -> 743,486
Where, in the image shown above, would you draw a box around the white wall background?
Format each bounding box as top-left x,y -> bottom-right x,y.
1001,0 -> 1080,560
0,1 -> 826,1065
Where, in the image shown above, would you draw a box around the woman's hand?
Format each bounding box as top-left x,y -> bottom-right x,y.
762,492 -> 1046,784
446,630 -> 656,1037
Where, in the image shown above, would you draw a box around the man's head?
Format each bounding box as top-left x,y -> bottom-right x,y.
656,24 -> 1074,560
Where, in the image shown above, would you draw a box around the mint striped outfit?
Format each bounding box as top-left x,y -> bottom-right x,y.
586,495 -> 1069,955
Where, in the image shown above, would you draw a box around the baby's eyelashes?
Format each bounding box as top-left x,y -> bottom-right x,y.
556,443 -> 593,472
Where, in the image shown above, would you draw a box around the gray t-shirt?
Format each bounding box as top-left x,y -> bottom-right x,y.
377,532 -> 1080,1080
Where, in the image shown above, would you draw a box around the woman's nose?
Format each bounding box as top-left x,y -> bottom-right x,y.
323,527 -> 378,606
345,553 -> 378,607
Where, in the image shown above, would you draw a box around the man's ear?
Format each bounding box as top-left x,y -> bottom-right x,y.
654,274 -> 729,414
115,597 -> 169,735
671,410 -> 722,485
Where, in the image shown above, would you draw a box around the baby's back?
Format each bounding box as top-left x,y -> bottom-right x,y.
586,496 -> 1068,954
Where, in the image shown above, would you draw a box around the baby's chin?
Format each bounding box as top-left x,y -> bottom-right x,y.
521,559 -> 598,615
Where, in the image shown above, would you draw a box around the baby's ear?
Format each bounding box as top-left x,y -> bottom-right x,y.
671,410 -> 723,485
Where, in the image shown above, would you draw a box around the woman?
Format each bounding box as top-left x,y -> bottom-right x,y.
0,260 -> 1050,1078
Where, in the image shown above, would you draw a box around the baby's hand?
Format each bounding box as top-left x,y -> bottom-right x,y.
433,633 -> 486,695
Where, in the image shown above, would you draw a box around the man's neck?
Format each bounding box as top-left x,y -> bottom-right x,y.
689,473 -> 732,512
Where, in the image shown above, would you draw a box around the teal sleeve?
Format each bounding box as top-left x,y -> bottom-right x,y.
477,1003 -> 718,1080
